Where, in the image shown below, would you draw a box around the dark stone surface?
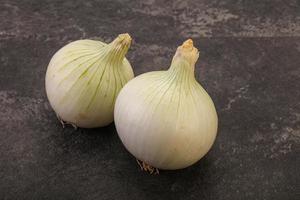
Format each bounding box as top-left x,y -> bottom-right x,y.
0,0 -> 300,199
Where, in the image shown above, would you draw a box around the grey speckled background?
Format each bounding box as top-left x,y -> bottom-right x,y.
0,0 -> 300,199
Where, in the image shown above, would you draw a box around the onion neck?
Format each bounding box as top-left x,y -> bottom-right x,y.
104,33 -> 131,65
168,39 -> 199,80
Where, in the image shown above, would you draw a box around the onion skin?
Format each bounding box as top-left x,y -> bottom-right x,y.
46,34 -> 134,128
114,39 -> 218,170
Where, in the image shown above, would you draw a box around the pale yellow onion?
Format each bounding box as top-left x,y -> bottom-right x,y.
46,33 -> 134,128
114,39 -> 218,170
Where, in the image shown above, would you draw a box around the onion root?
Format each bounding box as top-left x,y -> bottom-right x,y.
136,159 -> 159,175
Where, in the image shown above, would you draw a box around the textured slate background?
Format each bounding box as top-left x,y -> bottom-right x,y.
0,0 -> 300,199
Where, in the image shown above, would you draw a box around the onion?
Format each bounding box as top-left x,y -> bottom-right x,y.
46,33 -> 134,128
114,39 -> 218,170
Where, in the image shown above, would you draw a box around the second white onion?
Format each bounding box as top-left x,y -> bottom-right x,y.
114,39 -> 218,170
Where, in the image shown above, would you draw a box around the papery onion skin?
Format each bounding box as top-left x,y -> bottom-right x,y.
46,33 -> 134,128
114,39 -> 218,170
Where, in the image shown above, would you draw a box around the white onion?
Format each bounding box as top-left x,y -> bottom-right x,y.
45,33 -> 134,128
114,39 -> 218,170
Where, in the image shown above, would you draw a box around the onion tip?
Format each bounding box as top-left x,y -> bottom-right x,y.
182,39 -> 194,49
117,33 -> 132,46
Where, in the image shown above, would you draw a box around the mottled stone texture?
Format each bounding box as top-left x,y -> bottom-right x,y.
0,0 -> 299,199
